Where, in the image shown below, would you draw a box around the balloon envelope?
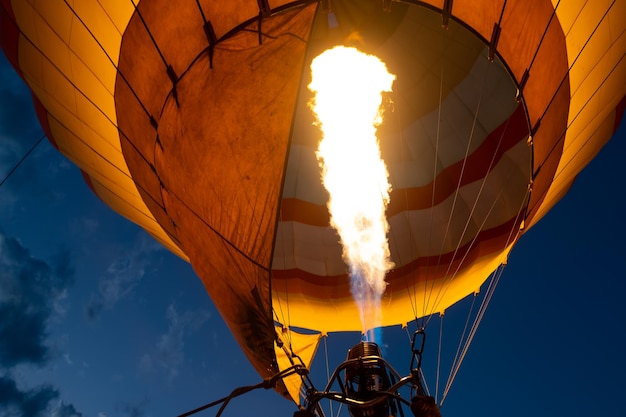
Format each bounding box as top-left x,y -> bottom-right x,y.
2,0 -> 624,402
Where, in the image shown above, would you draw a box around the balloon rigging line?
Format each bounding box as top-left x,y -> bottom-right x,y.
440,264 -> 505,404
0,28 -> 166,234
177,364 -> 309,417
523,0 -> 560,74
425,52 -> 493,322
442,292 -> 478,401
393,35 -> 519,398
176,380 -> 268,417
424,163 -> 526,329
62,0 -> 154,121
21,1 -> 276,272
530,0 -> 618,173
387,108 -> 420,323
239,27 -> 310,45
419,367 -> 432,398
424,49 -> 494,325
323,335 -> 335,417
70,0 -> 306,189
153,181 -> 273,271
336,400 -> 344,417
106,2 -> 315,243
128,0 -> 170,69
93,0 -> 124,37
422,1 -> 572,324
431,51 -> 491,272
206,0 -> 316,48
435,257 -> 504,404
425,101 -> 516,324
551,95 -> 623,191
272,216 -> 292,333
404,324 -> 414,344
421,23 -> 449,327
384,123 -> 415,320
552,54 -> 625,181
439,140 -> 529,401
441,183 -> 529,403
497,0 -> 508,23
272,277 -> 291,338
23,0 -> 162,205
0,134 -> 46,189
44,113 -> 167,228
435,311 -> 444,402
421,0 -> 617,334
194,0 -> 208,24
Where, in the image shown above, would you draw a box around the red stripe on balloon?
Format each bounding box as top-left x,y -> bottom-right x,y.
271,215 -> 520,289
280,103 -> 528,226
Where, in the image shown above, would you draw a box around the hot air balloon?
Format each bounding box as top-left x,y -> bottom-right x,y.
1,0 -> 624,415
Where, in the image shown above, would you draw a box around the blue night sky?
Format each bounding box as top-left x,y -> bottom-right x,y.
1,48 -> 625,417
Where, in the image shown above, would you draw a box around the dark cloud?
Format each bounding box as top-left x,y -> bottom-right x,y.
53,401 -> 83,417
0,230 -> 82,416
0,375 -> 83,417
0,231 -> 74,367
0,374 -> 59,417
0,303 -> 48,368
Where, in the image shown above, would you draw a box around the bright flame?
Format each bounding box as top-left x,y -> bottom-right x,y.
309,46 -> 395,340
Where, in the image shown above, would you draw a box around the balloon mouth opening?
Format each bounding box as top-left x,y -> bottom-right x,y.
271,0 -> 531,332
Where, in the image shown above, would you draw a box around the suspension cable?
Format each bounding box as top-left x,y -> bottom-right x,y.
423,51 -> 495,328
0,135 -> 45,189
435,312 -> 444,402
429,166 -> 529,405
421,23 -> 449,324
424,102 -> 522,328
323,335 -> 334,417
445,292 -> 478,396
440,264 -> 505,404
439,181 -> 528,403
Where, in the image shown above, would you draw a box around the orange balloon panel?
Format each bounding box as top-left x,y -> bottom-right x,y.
2,0 -> 625,402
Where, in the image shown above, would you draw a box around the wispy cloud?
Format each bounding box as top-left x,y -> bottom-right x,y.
115,397 -> 149,417
139,303 -> 210,382
0,229 -> 81,416
85,233 -> 165,321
